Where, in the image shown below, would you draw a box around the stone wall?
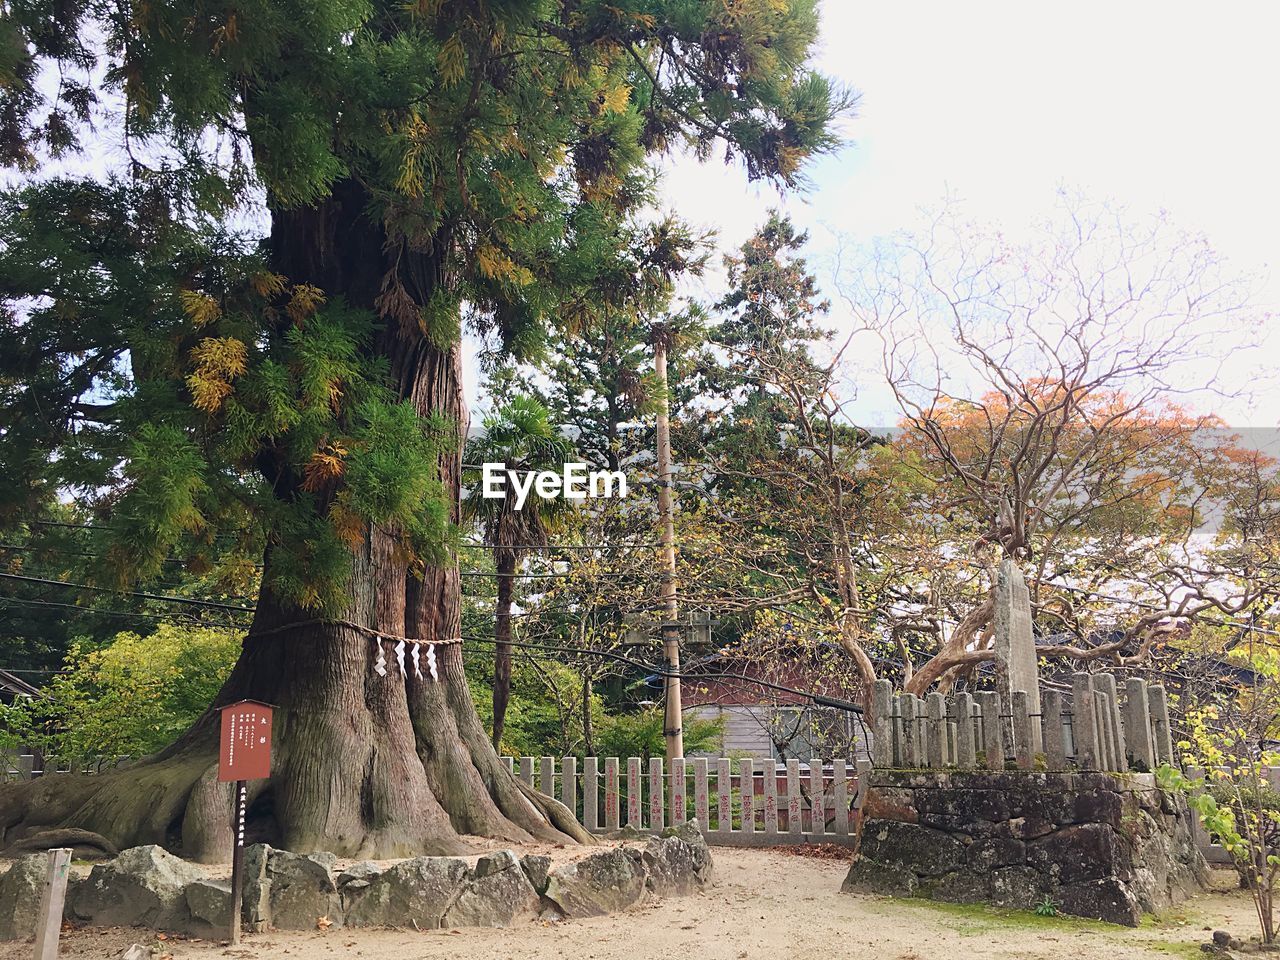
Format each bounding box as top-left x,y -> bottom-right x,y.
0,821 -> 713,940
842,771 -> 1206,926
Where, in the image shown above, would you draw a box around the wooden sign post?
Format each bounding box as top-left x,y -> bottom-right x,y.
33,847 -> 72,960
218,700 -> 273,945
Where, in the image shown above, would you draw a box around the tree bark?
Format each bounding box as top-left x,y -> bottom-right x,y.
0,177 -> 592,859
492,551 -> 516,750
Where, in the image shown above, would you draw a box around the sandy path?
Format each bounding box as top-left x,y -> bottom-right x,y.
1,848 -> 1255,960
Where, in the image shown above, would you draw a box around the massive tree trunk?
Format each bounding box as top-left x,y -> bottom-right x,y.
0,179 -> 590,860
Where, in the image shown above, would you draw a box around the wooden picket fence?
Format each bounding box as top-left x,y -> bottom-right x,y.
869,673 -> 1176,772
1,750 -> 131,781
503,755 -> 874,846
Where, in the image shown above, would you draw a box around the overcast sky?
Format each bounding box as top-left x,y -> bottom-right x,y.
635,0 -> 1280,430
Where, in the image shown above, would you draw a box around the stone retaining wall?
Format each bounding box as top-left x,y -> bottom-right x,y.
0,821 -> 713,940
842,771 -> 1206,925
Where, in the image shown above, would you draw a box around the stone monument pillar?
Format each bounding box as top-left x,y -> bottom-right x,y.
995,558 -> 1042,753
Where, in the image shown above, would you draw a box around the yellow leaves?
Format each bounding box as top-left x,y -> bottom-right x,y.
186,337 -> 247,413
438,33 -> 466,87
329,495 -> 366,549
600,82 -> 632,115
286,284 -> 326,325
211,12 -> 238,53
395,113 -> 433,198
474,242 -> 533,287
302,442 -> 348,493
775,144 -> 804,181
250,271 -> 287,298
179,289 -> 221,328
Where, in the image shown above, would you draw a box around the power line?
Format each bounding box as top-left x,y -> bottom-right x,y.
0,572 -> 255,614
0,595 -> 249,629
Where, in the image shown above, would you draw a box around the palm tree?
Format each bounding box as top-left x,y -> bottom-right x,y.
463,396 -> 575,750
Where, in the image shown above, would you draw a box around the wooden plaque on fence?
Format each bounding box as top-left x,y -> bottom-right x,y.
218,700 -> 273,782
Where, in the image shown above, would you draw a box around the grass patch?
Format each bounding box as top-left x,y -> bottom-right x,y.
862,897 -> 1115,934
862,896 -> 1210,957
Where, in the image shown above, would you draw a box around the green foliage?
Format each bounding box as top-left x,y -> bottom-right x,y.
0,623 -> 242,759
1033,895 -> 1058,917
594,706 -> 724,764
1159,700 -> 1280,944
0,0 -> 846,621
465,653 -> 603,759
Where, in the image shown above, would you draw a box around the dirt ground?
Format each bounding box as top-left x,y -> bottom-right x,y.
1,847 -> 1258,960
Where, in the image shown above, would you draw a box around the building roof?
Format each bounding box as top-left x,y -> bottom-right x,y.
0,668 -> 41,699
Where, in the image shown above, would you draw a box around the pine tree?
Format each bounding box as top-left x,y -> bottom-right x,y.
462,396 -> 573,751
0,0 -> 848,858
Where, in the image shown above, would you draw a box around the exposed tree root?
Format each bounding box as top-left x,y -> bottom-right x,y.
0,827 -> 118,859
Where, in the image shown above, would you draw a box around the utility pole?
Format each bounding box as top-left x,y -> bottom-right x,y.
653,335 -> 683,764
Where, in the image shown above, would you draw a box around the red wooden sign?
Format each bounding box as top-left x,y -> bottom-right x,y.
218,700 -> 273,782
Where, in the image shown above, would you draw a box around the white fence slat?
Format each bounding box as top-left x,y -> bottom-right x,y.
872,679 -> 894,766
694,758 -> 710,828
502,756 -> 514,777
1149,685 -> 1174,763
786,759 -> 802,836
1042,690 -> 1066,770
560,756 -> 576,816
740,758 -> 756,834
541,755 -> 555,797
977,691 -> 1003,770
717,758 -> 732,834
649,757 -> 665,831
671,758 -> 687,824
583,757 -> 598,831
763,761 -> 779,835
604,757 -> 620,830
1098,673 -> 1127,766
626,756 -> 642,828
519,756 -> 534,787
1071,673 -> 1099,770
900,695 -> 918,767
954,693 -> 976,769
1124,677 -> 1156,770
926,692 -> 946,768
809,758 -> 825,836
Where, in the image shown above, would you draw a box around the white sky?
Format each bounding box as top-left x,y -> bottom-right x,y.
634,0 -> 1280,430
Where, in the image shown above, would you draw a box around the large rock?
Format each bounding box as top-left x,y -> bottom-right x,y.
70,845 -> 205,930
263,849 -> 339,930
544,848 -> 647,918
1028,823 -> 1125,884
859,821 -> 965,877
1058,877 -> 1141,926
841,859 -> 918,897
184,879 -> 232,932
343,856 -> 469,929
239,844 -> 271,932
519,855 -> 551,895
0,855 -> 46,940
442,851 -> 541,928
643,821 -> 714,896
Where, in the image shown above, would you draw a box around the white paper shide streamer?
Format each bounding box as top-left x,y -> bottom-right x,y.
370,634 -> 448,682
